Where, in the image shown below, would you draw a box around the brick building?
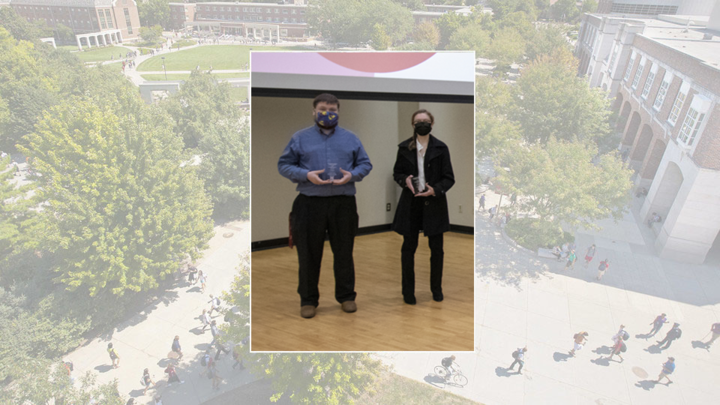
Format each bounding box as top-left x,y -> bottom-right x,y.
576,6 -> 720,264
169,1 -> 308,40
9,0 -> 140,47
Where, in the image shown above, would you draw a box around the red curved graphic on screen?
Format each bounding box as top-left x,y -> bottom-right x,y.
319,53 -> 435,73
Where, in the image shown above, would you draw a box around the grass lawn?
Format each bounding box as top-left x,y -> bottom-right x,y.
229,87 -> 248,102
136,44 -> 306,71
57,45 -> 79,52
358,371 -> 478,404
73,46 -> 133,62
140,72 -> 249,81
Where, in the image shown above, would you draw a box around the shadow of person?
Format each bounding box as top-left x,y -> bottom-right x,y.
495,366 -> 514,377
645,344 -> 662,354
128,388 -> 146,398
691,340 -> 709,350
186,286 -> 202,293
590,356 -> 611,367
552,352 -> 571,362
592,345 -> 613,355
423,374 -> 446,388
635,380 -> 657,391
635,332 -> 653,340
189,326 -> 206,335
94,364 -> 114,373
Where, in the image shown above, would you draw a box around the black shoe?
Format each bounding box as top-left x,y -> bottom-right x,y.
403,295 -> 416,305
433,292 -> 444,302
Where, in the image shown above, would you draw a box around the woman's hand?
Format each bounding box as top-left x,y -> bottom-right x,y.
405,175 -> 415,194
415,184 -> 435,197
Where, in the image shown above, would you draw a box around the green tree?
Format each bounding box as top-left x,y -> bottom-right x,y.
495,138 -> 632,232
162,72 -> 250,219
487,27 -> 526,71
551,0 -> 580,21
0,28 -> 59,152
138,0 -> 172,28
0,7 -> 42,42
512,49 -> 612,146
447,23 -> 490,56
486,0 -> 537,21
371,23 -> 391,50
139,24 -> 163,43
413,21 -> 440,49
582,0 -> 599,13
20,94 -> 213,296
435,12 -> 469,49
307,0 -> 413,46
54,23 -> 75,45
525,24 -> 570,61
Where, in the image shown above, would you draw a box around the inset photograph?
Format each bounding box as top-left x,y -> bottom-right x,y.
250,52 -> 475,351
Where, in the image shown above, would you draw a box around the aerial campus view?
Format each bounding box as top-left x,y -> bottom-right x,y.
1,0 -> 720,404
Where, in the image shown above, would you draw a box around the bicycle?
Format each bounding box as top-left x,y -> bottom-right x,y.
433,365 -> 468,386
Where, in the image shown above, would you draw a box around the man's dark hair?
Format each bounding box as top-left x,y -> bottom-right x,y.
313,93 -> 340,109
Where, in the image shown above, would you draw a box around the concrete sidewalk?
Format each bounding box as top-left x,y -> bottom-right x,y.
65,221 -> 253,405
381,192 -> 720,405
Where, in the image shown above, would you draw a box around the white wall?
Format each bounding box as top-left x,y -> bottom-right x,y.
251,97 -> 474,242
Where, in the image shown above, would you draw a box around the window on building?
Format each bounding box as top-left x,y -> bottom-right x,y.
236,7 -> 240,12
667,84 -> 688,125
292,18 -> 296,23
281,29 -> 288,36
653,80 -> 669,110
99,11 -> 107,29
124,8 -> 133,34
267,16 -> 271,22
243,7 -> 247,12
631,62 -> 644,89
276,8 -> 279,13
213,7 -> 217,11
292,9 -> 296,14
624,57 -> 635,82
283,10 -> 288,14
267,8 -> 271,13
641,64 -> 655,99
608,44 -> 618,73
677,107 -> 705,147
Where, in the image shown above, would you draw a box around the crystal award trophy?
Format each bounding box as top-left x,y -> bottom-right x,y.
411,177 -> 426,194
327,162 -> 338,182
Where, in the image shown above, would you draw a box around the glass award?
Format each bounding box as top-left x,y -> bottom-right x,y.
327,162 -> 338,182
411,177 -> 426,194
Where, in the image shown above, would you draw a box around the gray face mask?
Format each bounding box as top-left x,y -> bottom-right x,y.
414,122 -> 431,136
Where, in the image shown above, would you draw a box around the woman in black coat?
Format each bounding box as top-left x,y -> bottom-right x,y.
391,109 -> 455,305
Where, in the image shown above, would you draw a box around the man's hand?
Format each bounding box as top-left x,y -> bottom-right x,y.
405,175 -> 415,194
415,184 -> 435,197
307,169 -> 332,185
332,168 -> 352,185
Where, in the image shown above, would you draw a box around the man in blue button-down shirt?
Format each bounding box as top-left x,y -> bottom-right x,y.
278,93 -> 372,319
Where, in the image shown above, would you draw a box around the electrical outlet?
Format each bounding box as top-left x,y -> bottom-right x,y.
386,203 -> 391,212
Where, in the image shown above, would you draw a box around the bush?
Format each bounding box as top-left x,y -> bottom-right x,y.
504,217 -> 573,251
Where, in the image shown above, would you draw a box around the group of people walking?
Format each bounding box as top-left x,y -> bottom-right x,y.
506,319 -> 720,386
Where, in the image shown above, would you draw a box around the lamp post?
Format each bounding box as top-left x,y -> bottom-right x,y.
161,56 -> 167,80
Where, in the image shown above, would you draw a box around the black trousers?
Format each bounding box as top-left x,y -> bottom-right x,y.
400,197 -> 444,298
291,194 -> 358,307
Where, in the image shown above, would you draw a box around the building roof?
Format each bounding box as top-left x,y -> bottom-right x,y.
590,13 -> 720,71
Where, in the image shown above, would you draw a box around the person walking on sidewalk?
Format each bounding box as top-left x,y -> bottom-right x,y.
570,332 -> 588,356
564,250 -> 577,271
210,320 -> 220,338
608,337 -> 626,362
141,368 -> 155,395
214,340 -> 231,360
657,323 -> 682,349
164,364 -> 184,386
198,270 -> 207,293
584,244 -> 596,267
489,205 -> 497,219
208,294 -> 221,316
596,259 -> 609,280
107,343 -> 120,368
704,322 -> 720,348
508,347 -> 527,374
647,313 -> 668,338
171,336 -> 183,360
654,357 -> 675,384
478,194 -> 486,212
200,309 -> 211,332
612,325 -> 629,344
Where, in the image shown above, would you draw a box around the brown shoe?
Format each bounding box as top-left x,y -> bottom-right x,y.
341,300 -> 357,313
300,305 -> 316,319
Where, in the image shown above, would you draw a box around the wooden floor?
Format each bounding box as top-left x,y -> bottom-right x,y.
251,231 -> 474,351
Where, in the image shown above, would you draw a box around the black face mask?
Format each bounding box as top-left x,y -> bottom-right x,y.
414,122 -> 431,136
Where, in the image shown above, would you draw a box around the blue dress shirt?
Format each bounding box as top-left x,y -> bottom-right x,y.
278,125 -> 372,196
